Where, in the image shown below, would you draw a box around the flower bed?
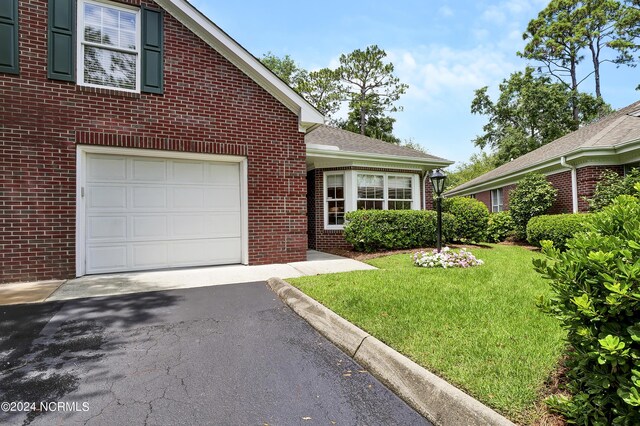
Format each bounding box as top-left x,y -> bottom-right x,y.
413,247 -> 484,268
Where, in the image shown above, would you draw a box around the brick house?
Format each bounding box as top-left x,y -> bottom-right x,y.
445,101 -> 640,213
1,0 -> 451,283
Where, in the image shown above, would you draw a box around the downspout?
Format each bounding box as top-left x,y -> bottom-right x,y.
422,172 -> 428,210
560,157 -> 578,213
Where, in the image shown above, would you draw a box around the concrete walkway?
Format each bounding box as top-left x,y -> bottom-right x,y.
13,250 -> 373,303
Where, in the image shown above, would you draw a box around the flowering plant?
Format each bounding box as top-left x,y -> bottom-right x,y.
413,247 -> 484,268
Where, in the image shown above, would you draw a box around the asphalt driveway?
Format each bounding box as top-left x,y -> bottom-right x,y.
0,282 -> 429,425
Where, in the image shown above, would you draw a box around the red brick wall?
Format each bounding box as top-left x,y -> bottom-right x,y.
0,0 -> 306,283
475,191 -> 491,211
308,167 -> 429,251
546,170 -> 573,214
576,165 -> 623,212
502,184 -> 516,210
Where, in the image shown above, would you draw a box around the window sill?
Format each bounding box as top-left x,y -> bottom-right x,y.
76,84 -> 141,99
324,226 -> 345,232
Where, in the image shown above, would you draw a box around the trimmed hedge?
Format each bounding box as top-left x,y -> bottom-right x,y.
486,211 -> 516,243
526,214 -> 590,250
344,210 -> 456,252
442,197 -> 489,243
509,173 -> 558,239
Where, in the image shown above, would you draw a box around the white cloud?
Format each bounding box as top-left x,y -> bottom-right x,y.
388,46 -> 519,104
438,5 -> 454,17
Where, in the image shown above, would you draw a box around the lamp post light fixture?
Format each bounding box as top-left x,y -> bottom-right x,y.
429,169 -> 447,253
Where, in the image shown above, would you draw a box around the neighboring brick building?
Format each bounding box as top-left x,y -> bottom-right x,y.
1,0 -> 450,283
446,102 -> 640,214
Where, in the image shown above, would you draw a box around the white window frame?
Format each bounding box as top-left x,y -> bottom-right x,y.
491,188 -> 504,212
323,171 -> 420,230
77,0 -> 142,93
323,171 -> 347,230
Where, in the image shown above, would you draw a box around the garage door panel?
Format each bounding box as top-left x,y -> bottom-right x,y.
207,163 -> 240,185
87,245 -> 128,272
203,187 -> 240,209
132,215 -> 168,239
88,186 -> 127,208
132,243 -> 169,268
132,158 -> 166,181
173,187 -> 205,209
87,216 -> 127,241
88,156 -> 126,181
169,238 -> 242,265
132,186 -> 167,209
172,213 -> 241,238
85,153 -> 243,274
173,161 -> 204,183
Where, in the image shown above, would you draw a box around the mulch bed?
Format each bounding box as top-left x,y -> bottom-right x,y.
324,241 -> 538,261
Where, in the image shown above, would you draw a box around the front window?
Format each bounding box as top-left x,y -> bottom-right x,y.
491,189 -> 503,212
387,176 -> 412,210
357,174 -> 384,210
79,0 -> 140,91
326,174 -> 345,226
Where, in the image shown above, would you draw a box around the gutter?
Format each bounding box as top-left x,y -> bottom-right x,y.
306,147 -> 454,168
560,157 -> 579,213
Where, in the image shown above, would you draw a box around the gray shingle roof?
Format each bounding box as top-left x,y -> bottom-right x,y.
306,125 -> 451,164
447,100 -> 640,194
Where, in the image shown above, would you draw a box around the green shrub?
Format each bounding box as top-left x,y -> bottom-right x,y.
344,210 -> 456,252
486,211 -> 516,243
533,184 -> 640,425
442,197 -> 489,243
588,168 -> 640,211
509,173 -> 558,239
526,214 -> 590,250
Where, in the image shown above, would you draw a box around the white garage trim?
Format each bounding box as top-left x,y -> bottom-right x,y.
76,146 -> 249,277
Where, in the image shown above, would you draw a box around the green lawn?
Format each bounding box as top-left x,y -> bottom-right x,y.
289,245 -> 565,423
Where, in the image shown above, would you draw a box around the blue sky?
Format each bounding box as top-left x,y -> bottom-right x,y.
191,0 -> 639,165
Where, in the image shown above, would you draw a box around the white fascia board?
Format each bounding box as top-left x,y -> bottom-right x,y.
155,0 -> 325,130
446,139 -> 640,197
306,148 -> 453,168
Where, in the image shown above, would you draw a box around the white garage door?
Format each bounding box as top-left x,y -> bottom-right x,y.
85,153 -> 242,274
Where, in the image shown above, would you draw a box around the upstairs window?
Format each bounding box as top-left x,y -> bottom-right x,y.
78,0 -> 140,91
491,188 -> 503,212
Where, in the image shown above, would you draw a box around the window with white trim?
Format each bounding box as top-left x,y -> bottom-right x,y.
79,0 -> 140,91
491,188 -> 503,212
326,173 -> 345,226
387,176 -> 413,210
357,174 -> 384,210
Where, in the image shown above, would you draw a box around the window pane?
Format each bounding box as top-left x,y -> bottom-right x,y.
84,46 -> 136,90
328,200 -> 345,225
357,174 -> 383,199
357,200 -> 383,210
389,200 -> 411,210
84,3 -> 137,50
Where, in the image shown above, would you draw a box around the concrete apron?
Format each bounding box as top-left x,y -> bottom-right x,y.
45,250 -> 376,302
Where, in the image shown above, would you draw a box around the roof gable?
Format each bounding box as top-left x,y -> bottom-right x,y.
154,0 -> 324,131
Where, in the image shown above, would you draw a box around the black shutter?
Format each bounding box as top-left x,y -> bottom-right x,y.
141,6 -> 163,94
48,0 -> 75,81
0,0 -> 19,74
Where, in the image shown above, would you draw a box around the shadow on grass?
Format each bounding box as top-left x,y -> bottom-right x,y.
0,286 -> 179,425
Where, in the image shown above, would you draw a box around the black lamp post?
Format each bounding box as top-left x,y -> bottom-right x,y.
429,169 -> 447,253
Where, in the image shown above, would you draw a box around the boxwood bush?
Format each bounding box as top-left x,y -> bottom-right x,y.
533,185 -> 640,425
344,210 -> 456,252
442,197 -> 489,243
509,173 -> 557,239
486,211 -> 516,243
526,213 -> 590,250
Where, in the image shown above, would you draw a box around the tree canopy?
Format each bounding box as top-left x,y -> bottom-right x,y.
471,67 -> 609,165
260,45 -> 407,143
